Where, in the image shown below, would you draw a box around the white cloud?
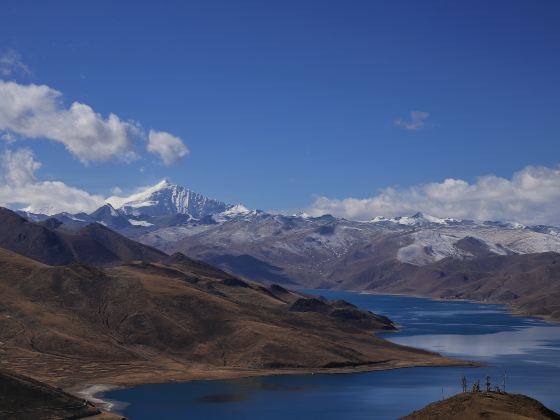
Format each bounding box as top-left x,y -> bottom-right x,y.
0,49 -> 30,78
0,148 -> 105,215
0,81 -> 141,164
394,110 -> 430,131
147,129 -> 189,165
306,165 -> 560,225
0,80 -> 190,166
1,148 -> 41,186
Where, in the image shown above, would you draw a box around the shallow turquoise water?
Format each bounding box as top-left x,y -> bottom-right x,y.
105,290 -> 560,419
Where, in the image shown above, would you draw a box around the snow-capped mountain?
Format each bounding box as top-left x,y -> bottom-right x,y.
106,179 -> 231,218
22,204 -> 64,217
12,180 -> 560,289
212,204 -> 261,223
128,202 -> 560,287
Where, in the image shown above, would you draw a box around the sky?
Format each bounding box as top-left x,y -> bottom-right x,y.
0,0 -> 559,223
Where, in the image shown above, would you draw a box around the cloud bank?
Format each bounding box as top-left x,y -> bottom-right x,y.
306,165 -> 560,226
0,80 -> 189,165
0,81 -> 140,163
0,148 -> 105,215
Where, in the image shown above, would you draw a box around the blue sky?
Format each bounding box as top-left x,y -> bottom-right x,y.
0,0 -> 559,221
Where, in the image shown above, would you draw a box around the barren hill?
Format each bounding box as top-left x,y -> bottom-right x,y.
403,391 -> 560,420
342,252 -> 560,321
0,247 -> 462,389
0,207 -> 166,266
0,368 -> 121,420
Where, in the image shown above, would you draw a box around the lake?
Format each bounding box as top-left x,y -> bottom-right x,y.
104,290 -> 560,419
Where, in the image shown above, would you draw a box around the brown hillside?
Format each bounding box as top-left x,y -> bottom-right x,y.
0,247 -> 463,389
337,252 -> 560,321
403,391 -> 560,420
0,207 -> 166,266
0,368 -> 122,420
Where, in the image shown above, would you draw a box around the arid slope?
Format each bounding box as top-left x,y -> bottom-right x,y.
0,207 -> 166,266
403,391 -> 560,420
0,368 -> 121,420
0,247 -> 462,389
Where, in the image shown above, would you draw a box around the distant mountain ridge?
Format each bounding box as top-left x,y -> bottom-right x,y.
11,180 -> 560,270
15,179 -> 560,233
10,181 -> 560,296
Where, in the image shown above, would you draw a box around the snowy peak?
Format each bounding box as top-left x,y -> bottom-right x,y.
222,204 -> 252,216
106,179 -> 172,210
106,179 -> 232,218
22,204 -> 61,217
211,203 -> 260,223
370,212 -> 457,226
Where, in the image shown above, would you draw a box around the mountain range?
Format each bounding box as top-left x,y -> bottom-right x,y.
14,179 -> 560,320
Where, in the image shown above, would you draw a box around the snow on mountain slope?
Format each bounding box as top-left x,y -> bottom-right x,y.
22,204 -> 61,217
106,179 -> 231,218
395,224 -> 560,265
370,212 -> 460,226
128,219 -> 154,227
12,178 -> 560,282
137,209 -> 560,285
212,204 -> 260,223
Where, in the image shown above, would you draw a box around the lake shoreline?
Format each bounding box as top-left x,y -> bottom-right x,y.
349,289 -> 560,325
72,358 -> 478,413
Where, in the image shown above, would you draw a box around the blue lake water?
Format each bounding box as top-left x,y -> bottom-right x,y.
105,290 -> 560,419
